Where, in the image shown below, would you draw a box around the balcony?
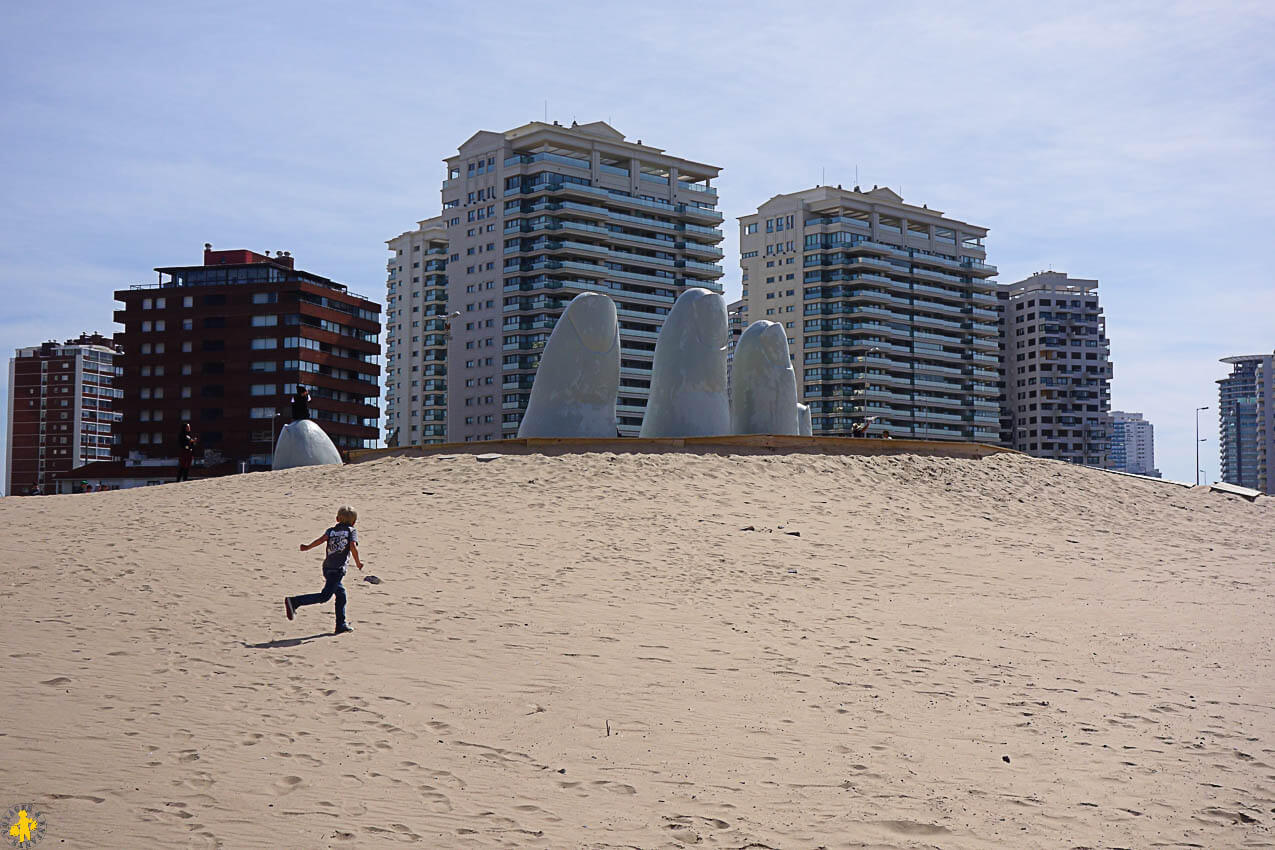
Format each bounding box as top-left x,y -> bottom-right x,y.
675,204 -> 724,224
677,258 -> 723,275
505,151 -> 590,170
678,181 -> 717,196
678,240 -> 729,261
677,222 -> 724,240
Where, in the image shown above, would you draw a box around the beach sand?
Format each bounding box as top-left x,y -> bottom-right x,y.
2,450 -> 1273,848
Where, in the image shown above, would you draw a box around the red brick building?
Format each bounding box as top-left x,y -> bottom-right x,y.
6,333 -> 121,495
112,247 -> 381,471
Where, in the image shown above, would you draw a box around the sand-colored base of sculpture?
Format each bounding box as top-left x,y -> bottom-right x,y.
272,419 -> 343,470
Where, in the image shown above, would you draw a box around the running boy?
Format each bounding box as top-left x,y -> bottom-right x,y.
285,506 -> 363,634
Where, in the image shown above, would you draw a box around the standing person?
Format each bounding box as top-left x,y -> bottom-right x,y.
285,506 -> 363,635
290,385 -> 311,422
176,423 -> 199,482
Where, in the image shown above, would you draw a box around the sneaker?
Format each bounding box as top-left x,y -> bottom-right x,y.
284,597 -> 295,621
334,624 -> 354,635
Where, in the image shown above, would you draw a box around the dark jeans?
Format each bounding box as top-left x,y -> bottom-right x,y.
291,571 -> 347,627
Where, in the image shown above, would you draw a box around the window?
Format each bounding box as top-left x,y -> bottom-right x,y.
251,338 -> 278,350
182,296 -> 194,308
250,407 -> 275,419
182,341 -> 192,352
182,319 -> 193,330
141,321 -> 152,332
745,222 -> 758,234
252,361 -> 277,372
252,315 -> 278,327
155,320 -> 166,331
142,298 -> 153,310
251,384 -> 276,396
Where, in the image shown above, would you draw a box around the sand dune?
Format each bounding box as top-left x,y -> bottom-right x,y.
3,450 -> 1273,848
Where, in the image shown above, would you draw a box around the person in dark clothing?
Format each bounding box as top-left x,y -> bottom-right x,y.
176,423 -> 199,482
285,506 -> 364,635
290,385 -> 311,422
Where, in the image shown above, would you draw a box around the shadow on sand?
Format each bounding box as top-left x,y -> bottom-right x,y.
244,633 -> 333,649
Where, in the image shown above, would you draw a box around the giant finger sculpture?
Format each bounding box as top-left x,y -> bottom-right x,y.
517,292 -> 620,438
273,419 -> 343,470
730,320 -> 800,436
640,287 -> 730,438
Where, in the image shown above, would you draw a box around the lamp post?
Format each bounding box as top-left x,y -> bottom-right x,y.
1195,405 -> 1209,485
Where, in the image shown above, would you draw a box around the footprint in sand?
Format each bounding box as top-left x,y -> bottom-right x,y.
273,775 -> 304,795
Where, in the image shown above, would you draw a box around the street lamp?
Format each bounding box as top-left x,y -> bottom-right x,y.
1195,405 -> 1209,486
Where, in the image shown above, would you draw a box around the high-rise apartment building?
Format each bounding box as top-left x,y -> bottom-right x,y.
1000,272 -> 1112,466
6,333 -> 121,495
739,185 -> 1000,440
113,247 -> 381,470
1258,356 -> 1273,494
390,120 -> 723,443
1108,410 -> 1159,477
384,216 -> 449,446
1217,353 -> 1274,492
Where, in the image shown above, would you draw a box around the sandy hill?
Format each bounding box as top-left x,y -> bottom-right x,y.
2,450 -> 1273,848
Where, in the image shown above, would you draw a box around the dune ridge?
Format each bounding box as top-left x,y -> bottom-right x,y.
3,451 -> 1273,848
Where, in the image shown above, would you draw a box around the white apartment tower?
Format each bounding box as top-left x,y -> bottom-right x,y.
387,121 -> 724,443
1000,272 -> 1113,466
738,185 -> 1000,440
7,333 -> 121,495
384,216 -> 449,446
1109,410 -> 1159,477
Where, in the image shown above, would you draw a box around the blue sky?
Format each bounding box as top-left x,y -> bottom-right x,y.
2,0 -> 1272,489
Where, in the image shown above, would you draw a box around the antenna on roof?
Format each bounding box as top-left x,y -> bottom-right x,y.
821,165 -> 825,186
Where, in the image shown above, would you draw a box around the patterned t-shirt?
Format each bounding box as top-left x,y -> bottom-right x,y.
323,523 -> 358,571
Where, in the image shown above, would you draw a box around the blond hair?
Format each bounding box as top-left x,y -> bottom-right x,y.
336,506 -> 358,525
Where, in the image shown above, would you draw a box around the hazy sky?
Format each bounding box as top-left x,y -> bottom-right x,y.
2,0 -> 1272,489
